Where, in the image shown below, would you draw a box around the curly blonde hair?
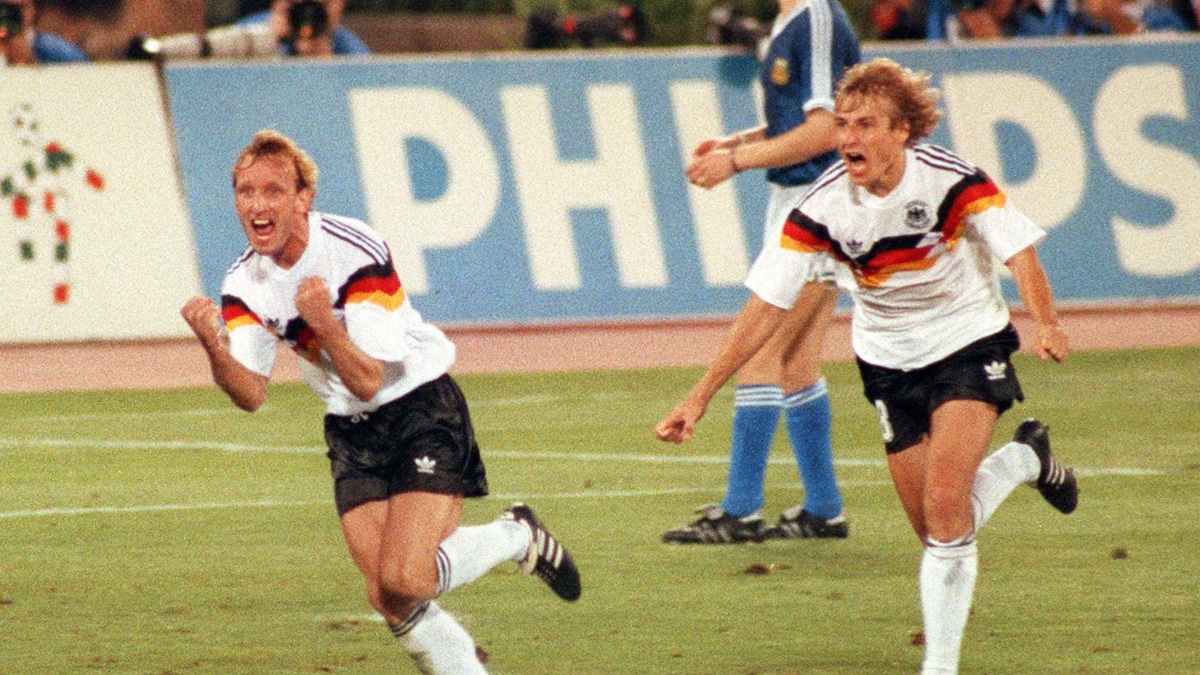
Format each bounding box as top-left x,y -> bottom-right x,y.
232,129 -> 319,193
836,58 -> 942,146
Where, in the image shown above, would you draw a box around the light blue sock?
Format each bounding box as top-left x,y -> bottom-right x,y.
783,378 -> 843,520
720,385 -> 782,518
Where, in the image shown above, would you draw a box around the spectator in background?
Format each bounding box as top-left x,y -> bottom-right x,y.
925,0 -> 1097,39
237,0 -> 369,56
0,0 -> 88,64
1183,0 -> 1199,27
870,0 -> 930,38
1082,0 -> 1190,32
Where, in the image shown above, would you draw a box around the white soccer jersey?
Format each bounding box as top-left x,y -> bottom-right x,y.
220,211 -> 455,416
746,144 -> 1045,370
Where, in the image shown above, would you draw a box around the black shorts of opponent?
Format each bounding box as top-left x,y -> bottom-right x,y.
325,374 -> 489,516
857,324 -> 1024,455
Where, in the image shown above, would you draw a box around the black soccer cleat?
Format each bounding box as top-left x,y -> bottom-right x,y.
502,503 -> 582,602
1014,418 -> 1078,515
764,505 -> 849,539
661,504 -> 766,544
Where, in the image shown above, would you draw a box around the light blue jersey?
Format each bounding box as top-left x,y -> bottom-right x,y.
33,32 -> 88,63
761,0 -> 860,187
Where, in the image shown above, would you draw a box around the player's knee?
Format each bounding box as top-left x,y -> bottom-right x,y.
365,584 -> 423,625
376,565 -> 436,613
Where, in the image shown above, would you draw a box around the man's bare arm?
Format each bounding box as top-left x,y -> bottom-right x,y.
1007,246 -> 1069,363
294,277 -> 385,402
655,295 -> 787,443
180,296 -> 269,411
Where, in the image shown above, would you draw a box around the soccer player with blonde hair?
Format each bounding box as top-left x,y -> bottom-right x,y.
184,129 -> 580,674
658,58 -> 1078,673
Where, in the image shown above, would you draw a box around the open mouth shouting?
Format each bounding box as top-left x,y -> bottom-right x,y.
242,215 -> 282,254
250,217 -> 276,241
842,149 -> 869,180
233,153 -> 314,267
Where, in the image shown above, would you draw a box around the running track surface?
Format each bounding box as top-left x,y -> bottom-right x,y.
1,303 -> 1196,393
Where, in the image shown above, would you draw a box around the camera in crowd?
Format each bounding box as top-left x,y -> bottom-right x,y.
125,1 -> 333,61
705,3 -> 767,50
525,4 -> 647,49
126,23 -> 278,60
0,2 -> 24,38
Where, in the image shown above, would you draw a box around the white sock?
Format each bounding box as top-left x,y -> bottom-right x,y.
920,537 -> 979,675
970,441 -> 1040,531
436,519 -> 529,595
392,601 -> 488,674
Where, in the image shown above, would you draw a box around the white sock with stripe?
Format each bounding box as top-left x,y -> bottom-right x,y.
391,600 -> 487,674
919,536 -> 979,675
970,441 -> 1040,531
435,520 -> 529,595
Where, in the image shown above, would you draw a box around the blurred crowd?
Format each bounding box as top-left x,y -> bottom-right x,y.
1,0 -> 369,65
3,0 -> 1198,67
870,0 -> 1197,40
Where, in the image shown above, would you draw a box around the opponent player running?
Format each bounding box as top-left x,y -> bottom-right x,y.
181,130 -> 580,674
656,58 -> 1077,674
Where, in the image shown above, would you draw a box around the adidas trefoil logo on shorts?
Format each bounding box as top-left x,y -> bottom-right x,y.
984,360 -> 1007,380
415,456 -> 437,474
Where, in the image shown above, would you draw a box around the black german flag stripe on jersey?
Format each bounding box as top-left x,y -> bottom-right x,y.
281,317 -> 320,362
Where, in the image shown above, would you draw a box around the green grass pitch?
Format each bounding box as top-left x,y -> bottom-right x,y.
1,346 -> 1197,674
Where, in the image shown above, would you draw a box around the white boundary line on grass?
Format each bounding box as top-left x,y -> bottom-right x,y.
0,481 -> 899,520
2,391 -> 643,425
1,407 -> 270,423
0,468 -> 1164,521
0,436 -> 1163,521
0,437 -> 1168,476
0,436 -> 890,465
0,437 -> 322,454
0,500 -> 320,519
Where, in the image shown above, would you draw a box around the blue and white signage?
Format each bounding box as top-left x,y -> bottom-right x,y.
164,37 -> 1200,325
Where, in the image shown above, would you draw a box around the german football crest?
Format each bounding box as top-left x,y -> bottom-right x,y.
771,57 -> 789,85
903,200 -> 932,230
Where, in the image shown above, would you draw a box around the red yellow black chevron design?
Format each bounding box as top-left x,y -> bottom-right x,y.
337,263 -> 405,312
780,172 -> 1004,288
221,296 -> 263,332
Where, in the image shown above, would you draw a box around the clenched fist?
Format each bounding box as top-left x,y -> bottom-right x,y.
181,296 -> 224,346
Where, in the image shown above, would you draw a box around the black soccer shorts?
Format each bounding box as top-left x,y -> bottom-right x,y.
856,324 -> 1025,455
324,374 -> 490,516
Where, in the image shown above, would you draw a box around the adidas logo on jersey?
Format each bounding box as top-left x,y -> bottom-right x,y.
984,361 -> 1007,380
415,456 -> 437,474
